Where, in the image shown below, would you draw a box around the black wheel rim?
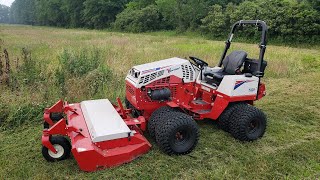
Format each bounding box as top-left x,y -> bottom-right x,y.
247,118 -> 261,135
169,126 -> 195,153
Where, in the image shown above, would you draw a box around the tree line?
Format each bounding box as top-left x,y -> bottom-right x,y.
2,0 -> 320,43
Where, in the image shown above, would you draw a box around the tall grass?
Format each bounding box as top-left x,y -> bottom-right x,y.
0,25 -> 319,179
0,46 -> 117,129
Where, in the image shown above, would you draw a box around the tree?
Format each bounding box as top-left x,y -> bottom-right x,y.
9,0 -> 36,24
156,0 -> 209,31
201,4 -> 226,37
114,5 -> 161,32
0,5 -> 10,23
82,0 -> 128,29
61,0 -> 86,27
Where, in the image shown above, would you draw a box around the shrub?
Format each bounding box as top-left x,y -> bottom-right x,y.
114,5 -> 161,32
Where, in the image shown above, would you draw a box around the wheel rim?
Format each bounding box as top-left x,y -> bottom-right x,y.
48,144 -> 64,159
174,130 -> 189,144
247,118 -> 260,135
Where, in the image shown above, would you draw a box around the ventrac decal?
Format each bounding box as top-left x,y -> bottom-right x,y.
234,80 -> 255,90
141,65 -> 172,75
167,67 -> 180,73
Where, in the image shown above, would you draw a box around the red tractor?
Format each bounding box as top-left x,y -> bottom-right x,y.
125,20 -> 268,155
41,20 -> 268,171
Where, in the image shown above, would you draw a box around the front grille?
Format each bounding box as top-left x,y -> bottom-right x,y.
126,84 -> 134,95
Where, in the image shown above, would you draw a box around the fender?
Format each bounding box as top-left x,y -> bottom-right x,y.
166,101 -> 179,108
205,95 -> 229,120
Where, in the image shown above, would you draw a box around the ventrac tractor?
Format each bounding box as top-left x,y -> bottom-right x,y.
41,20 -> 268,171
125,20 -> 268,155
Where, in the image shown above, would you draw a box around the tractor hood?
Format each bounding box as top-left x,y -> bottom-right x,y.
132,57 -> 189,74
126,57 -> 199,88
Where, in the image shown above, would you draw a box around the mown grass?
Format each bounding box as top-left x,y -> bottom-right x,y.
0,24 -> 319,179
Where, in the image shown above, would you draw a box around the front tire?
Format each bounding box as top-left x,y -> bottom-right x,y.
147,106 -> 179,139
42,136 -> 71,162
229,105 -> 267,141
155,112 -> 199,155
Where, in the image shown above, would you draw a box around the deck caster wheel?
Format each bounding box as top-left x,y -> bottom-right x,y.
42,136 -> 71,162
155,111 -> 199,155
43,113 -> 64,129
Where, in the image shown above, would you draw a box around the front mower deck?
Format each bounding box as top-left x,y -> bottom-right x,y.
42,99 -> 151,172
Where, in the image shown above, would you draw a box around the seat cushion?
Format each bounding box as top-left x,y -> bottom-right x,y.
223,51 -> 247,75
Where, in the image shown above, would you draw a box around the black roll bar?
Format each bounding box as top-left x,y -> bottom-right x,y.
218,20 -> 268,76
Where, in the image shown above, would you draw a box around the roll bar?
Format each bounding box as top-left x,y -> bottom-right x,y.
218,20 -> 268,77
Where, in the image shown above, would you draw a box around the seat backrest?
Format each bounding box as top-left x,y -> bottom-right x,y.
222,50 -> 247,74
243,58 -> 268,76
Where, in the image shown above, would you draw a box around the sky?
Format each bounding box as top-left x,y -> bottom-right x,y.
0,0 -> 14,7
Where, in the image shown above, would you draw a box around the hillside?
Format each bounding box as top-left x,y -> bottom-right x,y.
0,24 -> 319,179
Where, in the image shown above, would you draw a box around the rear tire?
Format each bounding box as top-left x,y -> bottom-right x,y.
42,136 -> 71,162
218,103 -> 246,132
229,104 -> 267,141
155,112 -> 199,155
147,106 -> 179,139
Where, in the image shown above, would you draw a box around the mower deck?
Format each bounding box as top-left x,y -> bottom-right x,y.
42,99 -> 151,172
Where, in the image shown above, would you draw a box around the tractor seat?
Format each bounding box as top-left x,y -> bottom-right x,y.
204,50 -> 247,82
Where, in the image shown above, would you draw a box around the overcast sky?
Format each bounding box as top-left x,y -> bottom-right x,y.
0,0 -> 14,7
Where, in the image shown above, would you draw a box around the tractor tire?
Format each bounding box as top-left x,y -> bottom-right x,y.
42,136 -> 71,162
155,111 -> 199,155
229,104 -> 267,141
147,106 -> 179,139
218,103 -> 247,132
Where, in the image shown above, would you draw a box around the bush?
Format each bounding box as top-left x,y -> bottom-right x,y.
58,49 -> 101,77
114,5 -> 161,32
200,0 -> 320,43
55,48 -> 114,100
0,103 -> 44,130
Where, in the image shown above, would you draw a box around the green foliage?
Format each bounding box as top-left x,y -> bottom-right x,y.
82,0 -> 128,29
114,5 -> 161,32
200,0 -> 320,43
7,48 -> 45,91
0,103 -> 44,130
155,0 -> 211,31
10,0 -> 36,24
201,4 -> 227,37
55,48 -> 113,99
58,49 -> 101,77
0,4 -> 10,23
6,0 -> 320,43
301,55 -> 320,71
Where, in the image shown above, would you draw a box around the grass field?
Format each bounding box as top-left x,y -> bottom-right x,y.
0,24 -> 319,179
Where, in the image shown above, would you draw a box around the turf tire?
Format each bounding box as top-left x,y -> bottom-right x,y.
147,106 -> 179,139
229,104 -> 267,141
155,111 -> 199,155
218,103 -> 247,132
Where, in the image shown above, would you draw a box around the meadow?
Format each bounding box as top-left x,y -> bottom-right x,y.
0,24 -> 319,179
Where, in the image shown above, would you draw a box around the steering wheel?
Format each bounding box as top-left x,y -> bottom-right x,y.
189,56 -> 208,68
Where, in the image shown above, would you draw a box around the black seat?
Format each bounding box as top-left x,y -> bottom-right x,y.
204,50 -> 247,81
